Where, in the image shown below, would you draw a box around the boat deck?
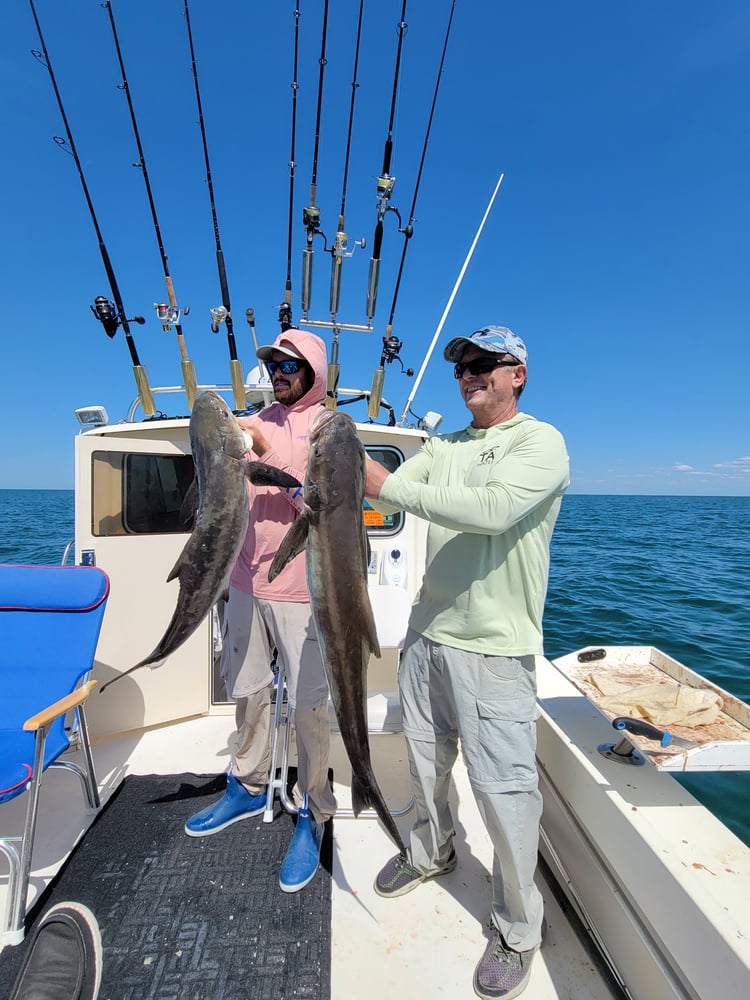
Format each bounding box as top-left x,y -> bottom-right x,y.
0,715 -> 619,999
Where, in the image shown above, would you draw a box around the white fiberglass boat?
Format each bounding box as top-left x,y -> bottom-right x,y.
2,382 -> 750,999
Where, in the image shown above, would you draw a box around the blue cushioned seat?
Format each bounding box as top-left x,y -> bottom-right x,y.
0,564 -> 110,947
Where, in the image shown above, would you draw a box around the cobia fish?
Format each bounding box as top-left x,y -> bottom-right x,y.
268,409 -> 407,855
101,391 -> 300,692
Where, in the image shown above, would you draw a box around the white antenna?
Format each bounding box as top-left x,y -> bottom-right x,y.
398,172 -> 505,426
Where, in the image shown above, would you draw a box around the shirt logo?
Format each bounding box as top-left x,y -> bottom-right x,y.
478,448 -> 495,465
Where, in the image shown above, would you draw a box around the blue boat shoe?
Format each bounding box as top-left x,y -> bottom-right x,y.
279,796 -> 325,893
184,773 -> 266,837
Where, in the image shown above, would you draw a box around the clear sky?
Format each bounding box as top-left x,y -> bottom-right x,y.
1,1 -> 748,494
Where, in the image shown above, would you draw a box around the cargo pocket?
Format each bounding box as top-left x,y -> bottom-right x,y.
467,656 -> 538,791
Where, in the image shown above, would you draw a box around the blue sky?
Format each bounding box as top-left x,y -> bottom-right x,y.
1,1 -> 748,494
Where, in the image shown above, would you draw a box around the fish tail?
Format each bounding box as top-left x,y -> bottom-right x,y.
351,773 -> 373,817
351,771 -> 407,856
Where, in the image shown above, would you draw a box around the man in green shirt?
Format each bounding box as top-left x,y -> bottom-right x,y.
365,326 -> 569,1000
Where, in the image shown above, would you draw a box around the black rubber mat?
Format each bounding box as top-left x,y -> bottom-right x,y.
0,772 -> 332,999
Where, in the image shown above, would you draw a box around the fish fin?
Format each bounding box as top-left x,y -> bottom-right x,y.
245,460 -> 301,490
268,515 -> 309,582
166,549 -> 187,584
179,476 -> 199,528
362,601 -> 382,659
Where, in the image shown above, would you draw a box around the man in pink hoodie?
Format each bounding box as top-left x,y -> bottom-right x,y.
185,328 -> 336,893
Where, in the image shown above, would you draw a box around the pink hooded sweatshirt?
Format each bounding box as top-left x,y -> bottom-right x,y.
230,328 -> 328,602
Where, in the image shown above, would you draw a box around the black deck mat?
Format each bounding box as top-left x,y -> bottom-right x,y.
0,772 -> 332,999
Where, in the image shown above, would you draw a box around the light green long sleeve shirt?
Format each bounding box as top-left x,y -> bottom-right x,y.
377,412 -> 570,655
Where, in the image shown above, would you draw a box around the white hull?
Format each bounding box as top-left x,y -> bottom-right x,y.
3,406 -> 750,999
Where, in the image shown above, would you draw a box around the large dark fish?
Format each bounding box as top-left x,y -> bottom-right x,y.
269,409 -> 407,855
101,391 -> 300,692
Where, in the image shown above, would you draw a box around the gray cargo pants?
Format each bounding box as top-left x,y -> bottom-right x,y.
398,628 -> 544,953
221,586 -> 337,823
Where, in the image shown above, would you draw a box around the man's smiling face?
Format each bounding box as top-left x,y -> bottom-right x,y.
455,346 -> 526,429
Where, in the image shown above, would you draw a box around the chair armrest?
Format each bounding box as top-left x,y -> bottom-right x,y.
22,679 -> 98,732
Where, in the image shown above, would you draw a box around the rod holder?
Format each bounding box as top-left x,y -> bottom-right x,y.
329,254 -> 343,316
229,358 -> 246,411
181,360 -> 199,411
301,248 -> 313,314
325,363 -> 340,411
133,365 -> 155,416
365,258 -> 380,320
368,366 -> 385,419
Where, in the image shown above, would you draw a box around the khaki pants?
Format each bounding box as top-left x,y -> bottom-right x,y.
221,586 -> 337,822
398,628 -> 544,952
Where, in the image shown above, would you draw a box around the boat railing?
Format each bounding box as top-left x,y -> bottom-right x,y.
125,384 -> 397,424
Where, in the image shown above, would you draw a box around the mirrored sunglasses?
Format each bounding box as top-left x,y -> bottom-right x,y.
267,359 -> 304,376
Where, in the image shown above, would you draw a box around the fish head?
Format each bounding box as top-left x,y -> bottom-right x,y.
189,391 -> 247,466
305,410 -> 364,511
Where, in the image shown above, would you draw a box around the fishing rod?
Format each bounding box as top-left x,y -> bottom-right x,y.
29,0 -> 156,418
364,0 -> 409,326
183,0 -> 246,411
245,307 -> 273,407
320,0 -> 369,411
300,0 -> 331,325
104,0 -> 198,412
279,2 -> 302,333
368,0 -> 456,419
398,172 -> 505,426
328,0 -> 366,324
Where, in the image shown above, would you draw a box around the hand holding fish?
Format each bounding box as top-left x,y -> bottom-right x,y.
102,393 -> 301,692
237,416 -> 271,457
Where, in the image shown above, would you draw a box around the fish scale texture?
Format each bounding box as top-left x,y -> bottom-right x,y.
0,773 -> 332,1000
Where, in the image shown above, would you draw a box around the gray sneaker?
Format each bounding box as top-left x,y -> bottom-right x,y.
374,849 -> 457,898
473,921 -> 544,1000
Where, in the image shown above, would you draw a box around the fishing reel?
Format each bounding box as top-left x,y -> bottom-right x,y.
367,333 -> 413,421
303,206 -> 327,250
376,174 -> 396,215
381,334 -> 413,377
278,301 -> 293,332
210,305 -> 229,333
90,296 -> 145,339
330,229 -> 366,260
154,303 -> 189,331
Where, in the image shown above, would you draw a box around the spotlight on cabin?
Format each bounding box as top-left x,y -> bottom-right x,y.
74,406 -> 109,429
421,411 -> 443,431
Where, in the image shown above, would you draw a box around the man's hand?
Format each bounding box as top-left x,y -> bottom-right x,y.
236,417 -> 271,457
365,456 -> 390,499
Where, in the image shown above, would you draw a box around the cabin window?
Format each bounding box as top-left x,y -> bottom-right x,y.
363,446 -> 404,535
90,451 -> 195,536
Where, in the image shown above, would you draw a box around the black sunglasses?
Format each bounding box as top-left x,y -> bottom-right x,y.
453,357 -> 520,379
266,359 -> 304,376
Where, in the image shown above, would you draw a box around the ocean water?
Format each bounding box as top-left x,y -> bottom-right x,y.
0,489 -> 75,565
1,489 -> 748,846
